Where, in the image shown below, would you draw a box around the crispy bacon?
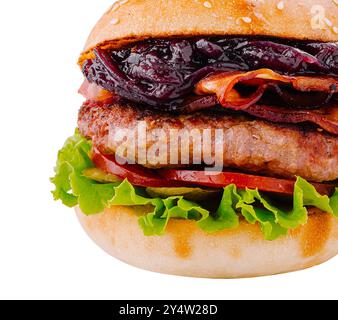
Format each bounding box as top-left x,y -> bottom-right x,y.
79,80 -> 115,103
195,69 -> 338,134
195,69 -> 338,110
245,104 -> 338,135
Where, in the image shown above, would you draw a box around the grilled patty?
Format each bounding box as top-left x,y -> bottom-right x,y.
78,101 -> 338,183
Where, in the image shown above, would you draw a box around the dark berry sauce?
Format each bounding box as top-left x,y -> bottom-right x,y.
83,37 -> 338,111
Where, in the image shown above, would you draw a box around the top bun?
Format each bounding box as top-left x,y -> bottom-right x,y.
82,0 -> 338,56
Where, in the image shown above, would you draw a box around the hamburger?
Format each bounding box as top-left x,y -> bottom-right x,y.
52,0 -> 338,278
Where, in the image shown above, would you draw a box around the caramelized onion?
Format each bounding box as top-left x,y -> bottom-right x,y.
82,37 -> 338,111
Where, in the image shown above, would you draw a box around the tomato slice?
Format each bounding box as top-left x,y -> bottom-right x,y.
92,149 -> 335,195
92,149 -> 181,188
159,169 -> 335,196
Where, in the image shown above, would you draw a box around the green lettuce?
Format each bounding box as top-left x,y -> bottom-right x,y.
51,131 -> 338,241
51,131 -> 118,214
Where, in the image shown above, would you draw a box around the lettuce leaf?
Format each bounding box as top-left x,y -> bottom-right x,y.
197,184 -> 240,232
330,189 -> 338,217
71,174 -> 118,215
51,131 -> 117,214
51,132 -> 338,241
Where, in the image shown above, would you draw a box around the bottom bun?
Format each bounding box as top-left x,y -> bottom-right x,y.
76,206 -> 338,278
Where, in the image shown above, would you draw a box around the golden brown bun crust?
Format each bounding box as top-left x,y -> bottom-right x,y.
77,206 -> 338,278
82,0 -> 338,56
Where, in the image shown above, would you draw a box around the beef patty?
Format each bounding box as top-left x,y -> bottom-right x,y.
78,101 -> 338,183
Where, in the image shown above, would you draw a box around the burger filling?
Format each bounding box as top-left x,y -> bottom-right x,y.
82,37 -> 338,109
52,37 -> 338,240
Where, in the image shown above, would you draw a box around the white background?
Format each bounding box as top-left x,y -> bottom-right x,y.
0,0 -> 337,300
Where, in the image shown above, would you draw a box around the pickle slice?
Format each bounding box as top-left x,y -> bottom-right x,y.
83,168 -> 121,183
146,187 -> 221,201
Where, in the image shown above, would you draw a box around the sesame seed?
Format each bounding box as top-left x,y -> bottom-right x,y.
325,18 -> 333,27
110,18 -> 120,25
277,1 -> 284,10
242,17 -> 252,23
111,3 -> 120,12
333,26 -> 338,34
254,12 -> 270,25
110,0 -> 128,13
203,1 -> 212,8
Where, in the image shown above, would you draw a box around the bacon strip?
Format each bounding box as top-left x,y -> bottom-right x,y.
195,69 -> 338,134
195,69 -> 338,110
79,80 -> 116,102
245,104 -> 338,135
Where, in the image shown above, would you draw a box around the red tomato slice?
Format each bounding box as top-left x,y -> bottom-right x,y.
159,169 -> 335,196
92,149 -> 335,195
79,80 -> 115,103
92,149 -> 181,188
